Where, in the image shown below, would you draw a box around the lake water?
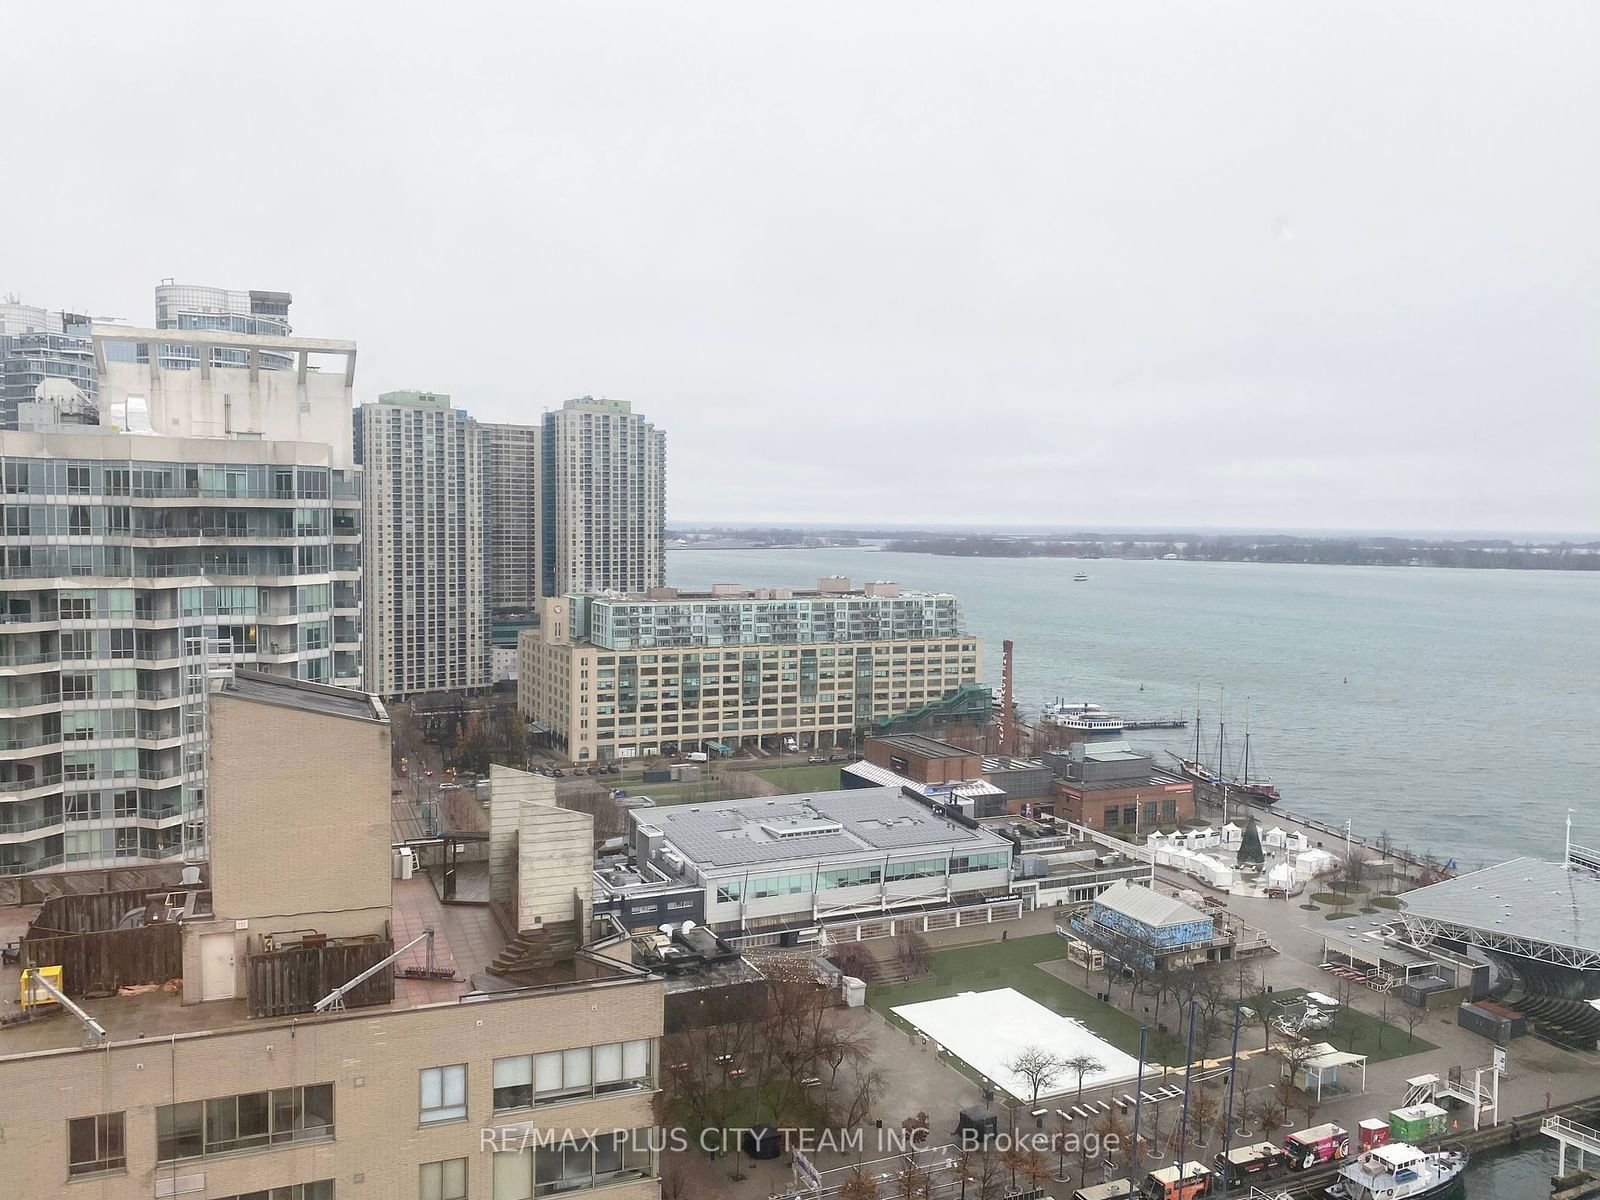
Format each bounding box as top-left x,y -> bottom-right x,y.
666,548 -> 1600,870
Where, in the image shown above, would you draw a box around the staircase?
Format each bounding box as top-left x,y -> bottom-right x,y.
486,920 -> 582,978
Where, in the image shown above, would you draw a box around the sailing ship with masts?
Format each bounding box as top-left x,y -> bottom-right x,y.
1167,698 -> 1282,805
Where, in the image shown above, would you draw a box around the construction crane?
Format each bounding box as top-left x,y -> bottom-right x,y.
20,967 -> 108,1049
312,928 -> 435,1013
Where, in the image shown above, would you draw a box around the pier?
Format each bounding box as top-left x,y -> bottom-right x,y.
1122,716 -> 1189,730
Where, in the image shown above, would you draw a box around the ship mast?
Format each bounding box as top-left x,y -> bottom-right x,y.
1215,687 -> 1226,780
1242,700 -> 1251,786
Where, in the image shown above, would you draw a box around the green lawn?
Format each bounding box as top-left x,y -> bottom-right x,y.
866,933 -> 1182,1067
1242,988 -> 1435,1064
750,763 -> 848,793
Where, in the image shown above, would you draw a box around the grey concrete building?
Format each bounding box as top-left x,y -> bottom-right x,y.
1,300 -> 96,431
358,392 -> 489,696
0,322 -> 361,876
481,420 -> 540,613
538,397 -> 665,597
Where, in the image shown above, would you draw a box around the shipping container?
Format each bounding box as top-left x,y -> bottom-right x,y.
1358,1118 -> 1391,1150
1477,999 -> 1528,1037
1388,1103 -> 1449,1142
1458,1002 -> 1513,1044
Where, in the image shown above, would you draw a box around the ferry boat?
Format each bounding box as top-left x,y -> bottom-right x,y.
1324,1143 -> 1466,1199
1040,700 -> 1122,732
1073,571 -> 1090,581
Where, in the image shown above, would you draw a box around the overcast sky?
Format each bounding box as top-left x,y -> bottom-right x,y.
4,2 -> 1597,533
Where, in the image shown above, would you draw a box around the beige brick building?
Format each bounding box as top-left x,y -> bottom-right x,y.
518,579 -> 982,762
0,672 -> 663,1199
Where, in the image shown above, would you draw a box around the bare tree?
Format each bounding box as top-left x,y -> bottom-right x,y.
972,1149 -> 1007,1200
836,1062 -> 885,1129
1004,1045 -> 1068,1107
1272,1037 -> 1319,1107
1064,1052 -> 1105,1103
892,928 -> 933,978
1403,1005 -> 1429,1044
1188,1088 -> 1220,1152
1023,1149 -> 1054,1195
892,1156 -> 932,1200
839,1165 -> 880,1200
659,1157 -> 691,1200
1252,1092 -> 1286,1139
999,1143 -> 1029,1193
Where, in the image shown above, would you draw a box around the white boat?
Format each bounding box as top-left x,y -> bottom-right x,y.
1073,571 -> 1089,581
1325,1143 -> 1466,1199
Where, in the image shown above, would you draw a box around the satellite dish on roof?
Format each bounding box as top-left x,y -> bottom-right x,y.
180,865 -> 202,886
658,923 -> 675,935
681,921 -> 696,934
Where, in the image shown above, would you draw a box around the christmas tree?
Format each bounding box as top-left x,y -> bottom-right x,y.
1237,814 -> 1265,867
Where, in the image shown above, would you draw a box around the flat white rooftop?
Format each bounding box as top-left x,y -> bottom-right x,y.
891,987 -> 1142,1099
637,786 -> 1011,869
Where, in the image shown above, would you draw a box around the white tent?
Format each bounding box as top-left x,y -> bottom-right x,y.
1189,827 -> 1218,848
1147,830 -> 1167,845
1284,831 -> 1309,852
1296,847 -> 1337,876
1263,826 -> 1288,848
1266,862 -> 1298,890
1191,853 -> 1233,889
1220,822 -> 1243,846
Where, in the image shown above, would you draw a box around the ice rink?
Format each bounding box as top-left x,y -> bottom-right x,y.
891,987 -> 1142,1099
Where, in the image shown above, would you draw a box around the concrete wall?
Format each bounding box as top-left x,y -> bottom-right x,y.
488,765 -> 593,933
208,685 -> 391,941
95,336 -> 356,467
0,977 -> 662,1200
519,801 -> 594,933
489,764 -> 554,909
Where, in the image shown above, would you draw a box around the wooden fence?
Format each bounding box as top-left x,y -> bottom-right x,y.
22,923 -> 183,996
247,939 -> 395,1018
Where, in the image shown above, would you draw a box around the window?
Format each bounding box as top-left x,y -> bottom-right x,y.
493,1040 -> 651,1110
493,1130 -> 654,1199
421,1158 -> 468,1200
68,1112 -> 125,1176
493,1056 -> 533,1111
216,1184 -> 334,1200
156,1084 -> 333,1162
420,1064 -> 467,1123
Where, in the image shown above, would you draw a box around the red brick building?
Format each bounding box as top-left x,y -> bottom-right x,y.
862,734 -> 981,786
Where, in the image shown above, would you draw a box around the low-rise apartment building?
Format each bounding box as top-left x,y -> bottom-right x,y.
0,673 -> 663,1200
518,579 -> 982,762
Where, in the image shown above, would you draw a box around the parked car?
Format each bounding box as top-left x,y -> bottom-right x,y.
808,755 -> 826,763
552,768 -> 564,777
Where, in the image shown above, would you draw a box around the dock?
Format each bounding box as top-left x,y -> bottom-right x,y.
1122,716 -> 1189,730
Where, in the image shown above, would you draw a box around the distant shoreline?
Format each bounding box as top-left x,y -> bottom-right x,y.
668,534 -> 1600,571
